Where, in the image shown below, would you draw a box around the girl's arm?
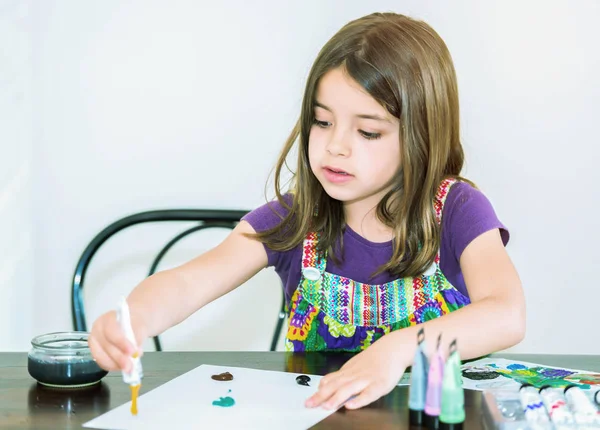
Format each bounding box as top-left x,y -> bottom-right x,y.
395,227 -> 526,359
89,220 -> 268,370
128,220 -> 269,339
306,228 -> 526,409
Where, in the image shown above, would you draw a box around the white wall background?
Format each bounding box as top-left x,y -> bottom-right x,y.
1,0 -> 35,351
1,0 -> 598,354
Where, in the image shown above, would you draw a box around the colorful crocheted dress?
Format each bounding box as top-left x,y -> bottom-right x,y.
284,178 -> 471,352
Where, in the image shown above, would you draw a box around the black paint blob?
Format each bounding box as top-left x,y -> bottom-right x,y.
461,369 -> 501,380
296,375 -> 311,386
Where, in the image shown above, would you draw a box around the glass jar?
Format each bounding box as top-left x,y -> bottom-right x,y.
28,331 -> 108,388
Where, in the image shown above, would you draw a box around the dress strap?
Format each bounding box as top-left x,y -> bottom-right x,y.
301,231 -> 326,281
433,177 -> 458,264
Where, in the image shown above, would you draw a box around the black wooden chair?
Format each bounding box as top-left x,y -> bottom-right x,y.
71,209 -> 287,352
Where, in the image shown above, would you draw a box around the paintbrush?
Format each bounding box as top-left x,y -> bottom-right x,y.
116,296 -> 143,415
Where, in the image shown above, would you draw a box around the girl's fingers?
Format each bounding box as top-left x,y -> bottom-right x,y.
103,337 -> 133,372
318,371 -> 339,387
307,373 -> 348,408
344,384 -> 381,409
88,335 -> 120,372
104,312 -> 136,355
322,378 -> 370,410
307,372 -> 365,409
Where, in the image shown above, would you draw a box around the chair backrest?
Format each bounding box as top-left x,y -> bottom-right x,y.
71,209 -> 286,351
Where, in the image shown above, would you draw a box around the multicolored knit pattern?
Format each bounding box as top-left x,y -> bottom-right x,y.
300,263 -> 461,327
285,178 -> 470,353
285,287 -> 469,352
434,177 -> 456,263
435,177 -> 456,224
301,231 -> 324,274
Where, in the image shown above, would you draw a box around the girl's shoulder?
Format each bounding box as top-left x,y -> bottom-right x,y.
444,180 -> 486,207
241,193 -> 294,233
444,180 -> 503,219
441,180 -> 510,260
241,193 -> 299,269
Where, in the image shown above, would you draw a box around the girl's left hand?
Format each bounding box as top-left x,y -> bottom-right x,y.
304,336 -> 410,410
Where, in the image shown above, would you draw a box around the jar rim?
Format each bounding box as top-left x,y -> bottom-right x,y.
30,331 -> 91,350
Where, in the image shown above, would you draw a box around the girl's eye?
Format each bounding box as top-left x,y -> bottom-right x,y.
359,130 -> 381,140
313,119 -> 331,128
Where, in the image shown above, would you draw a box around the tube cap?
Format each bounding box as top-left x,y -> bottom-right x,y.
409,408 -> 424,426
440,421 -> 463,430
424,413 -> 439,430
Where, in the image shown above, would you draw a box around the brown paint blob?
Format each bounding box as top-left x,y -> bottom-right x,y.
211,372 -> 233,381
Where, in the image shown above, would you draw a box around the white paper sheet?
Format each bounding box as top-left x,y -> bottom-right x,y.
83,364 -> 337,430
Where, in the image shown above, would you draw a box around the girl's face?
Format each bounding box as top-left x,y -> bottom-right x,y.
308,67 -> 401,209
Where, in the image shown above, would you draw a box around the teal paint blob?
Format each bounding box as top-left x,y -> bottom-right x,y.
212,390 -> 235,407
212,396 -> 235,407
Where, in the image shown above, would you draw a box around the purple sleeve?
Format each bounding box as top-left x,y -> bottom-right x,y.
241,194 -> 293,268
441,182 -> 509,262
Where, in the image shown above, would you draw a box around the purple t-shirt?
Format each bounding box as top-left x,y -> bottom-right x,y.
242,182 -> 509,303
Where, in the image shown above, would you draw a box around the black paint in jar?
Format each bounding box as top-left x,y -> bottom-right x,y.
27,332 -> 108,388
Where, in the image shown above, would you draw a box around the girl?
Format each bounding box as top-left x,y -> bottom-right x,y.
89,12 -> 525,410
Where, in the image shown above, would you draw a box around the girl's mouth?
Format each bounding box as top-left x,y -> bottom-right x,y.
323,166 -> 354,183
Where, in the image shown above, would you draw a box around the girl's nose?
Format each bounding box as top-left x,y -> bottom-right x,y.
326,130 -> 351,157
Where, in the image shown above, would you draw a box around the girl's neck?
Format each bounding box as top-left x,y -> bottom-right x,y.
343,198 -> 393,243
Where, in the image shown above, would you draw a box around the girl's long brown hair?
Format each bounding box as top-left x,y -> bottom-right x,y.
249,12 -> 470,278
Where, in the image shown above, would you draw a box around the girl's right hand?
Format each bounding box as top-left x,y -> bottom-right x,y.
88,310 -> 146,372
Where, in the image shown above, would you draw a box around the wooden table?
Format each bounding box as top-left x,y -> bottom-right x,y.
0,351 -> 598,429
